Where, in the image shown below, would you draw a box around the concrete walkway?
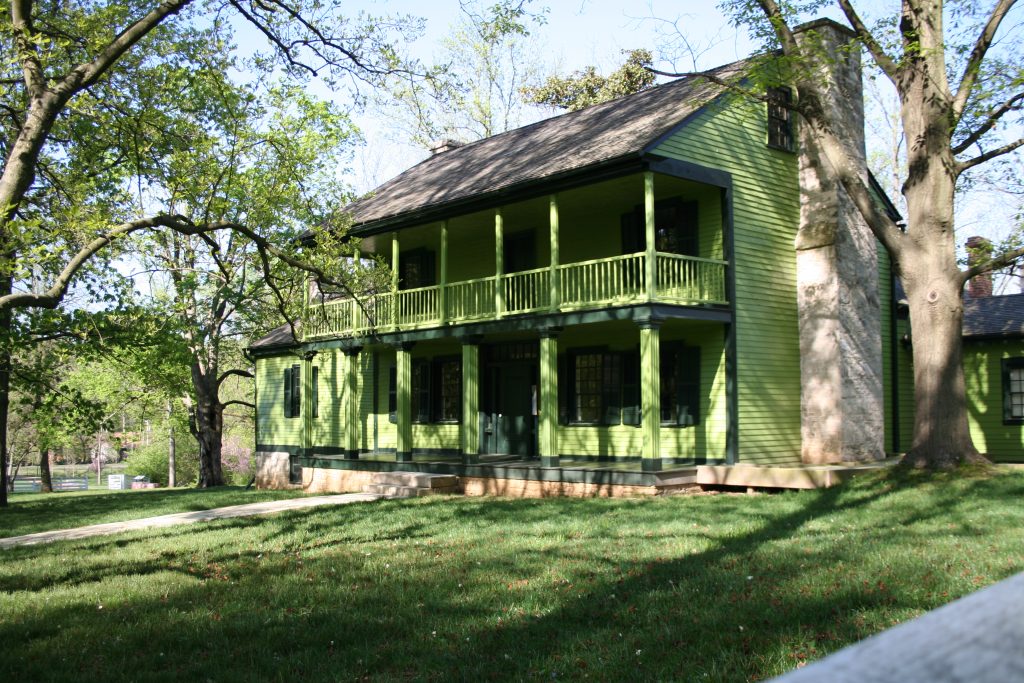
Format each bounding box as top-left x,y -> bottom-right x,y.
0,493 -> 381,549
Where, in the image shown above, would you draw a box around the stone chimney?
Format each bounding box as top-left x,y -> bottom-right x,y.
793,19 -> 884,464
428,138 -> 465,155
966,236 -> 993,298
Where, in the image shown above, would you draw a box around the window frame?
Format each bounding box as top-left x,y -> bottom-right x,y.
1002,357 -> 1024,425
432,356 -> 462,423
767,86 -> 795,152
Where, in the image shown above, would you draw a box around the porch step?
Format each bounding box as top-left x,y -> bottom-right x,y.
363,471 -> 460,498
370,471 -> 458,489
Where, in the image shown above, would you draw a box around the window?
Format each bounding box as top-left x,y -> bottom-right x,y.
661,342 -> 701,426
1003,358 -> 1024,424
565,349 -> 637,425
283,364 -> 301,418
400,248 -> 436,290
387,356 -> 462,424
504,230 -> 536,273
573,352 -> 603,423
767,86 -> 794,152
433,357 -> 462,422
620,198 -> 699,257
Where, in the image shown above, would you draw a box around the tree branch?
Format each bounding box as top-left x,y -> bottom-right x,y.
11,0 -> 46,98
952,90 -> 1024,154
58,0 -> 195,96
957,136 -> 1024,174
217,368 -> 253,388
952,0 -> 1018,123
960,244 -> 1024,284
836,0 -> 900,82
221,399 -> 255,409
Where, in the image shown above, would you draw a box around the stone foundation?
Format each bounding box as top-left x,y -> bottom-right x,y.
255,451 -> 297,489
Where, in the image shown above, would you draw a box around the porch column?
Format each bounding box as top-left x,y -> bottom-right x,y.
395,343 -> 414,462
343,346 -> 362,459
439,220 -> 449,325
539,328 -> 561,467
494,209 -> 504,318
549,195 -> 560,311
391,232 -> 400,328
639,321 -> 662,472
644,171 -> 656,302
461,338 -> 481,464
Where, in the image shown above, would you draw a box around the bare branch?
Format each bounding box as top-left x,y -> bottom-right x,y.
952,90 -> 1024,154
217,368 -> 254,388
957,136 -> 1024,173
960,244 -> 1024,284
952,0 -> 1018,123
836,0 -> 900,82
753,0 -> 800,55
221,399 -> 255,409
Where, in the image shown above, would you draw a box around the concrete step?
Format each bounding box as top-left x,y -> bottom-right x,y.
371,471 -> 458,489
364,483 -> 457,498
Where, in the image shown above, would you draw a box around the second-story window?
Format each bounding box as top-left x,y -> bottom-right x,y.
400,248 -> 436,290
767,86 -> 794,152
620,198 -> 699,257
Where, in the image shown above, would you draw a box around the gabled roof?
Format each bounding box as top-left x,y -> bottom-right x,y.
249,324 -> 298,351
345,58 -> 754,232
964,294 -> 1024,339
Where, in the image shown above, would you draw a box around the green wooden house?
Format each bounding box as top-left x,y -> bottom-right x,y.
250,19 -> 909,494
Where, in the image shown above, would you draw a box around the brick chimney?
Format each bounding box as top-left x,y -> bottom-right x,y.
966,236 -> 993,298
793,18 -> 884,464
428,138 -> 465,155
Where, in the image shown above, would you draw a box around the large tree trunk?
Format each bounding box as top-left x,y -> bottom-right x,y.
192,365 -> 225,487
0,274 -> 11,507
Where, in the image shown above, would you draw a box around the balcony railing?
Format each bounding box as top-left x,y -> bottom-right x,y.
304,251 -> 728,340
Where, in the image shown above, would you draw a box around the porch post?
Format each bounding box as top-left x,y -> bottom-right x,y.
549,195 -> 560,311
343,346 -> 362,459
644,171 -> 656,302
395,343 -> 414,462
639,320 -> 662,472
494,209 -> 504,318
439,220 -> 448,325
461,338 -> 481,464
539,328 -> 561,467
391,232 -> 400,328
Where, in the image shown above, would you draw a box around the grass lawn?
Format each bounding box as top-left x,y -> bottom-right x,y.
1,469 -> 1023,682
2,486 -> 308,538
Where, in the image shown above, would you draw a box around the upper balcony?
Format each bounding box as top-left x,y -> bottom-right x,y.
304,171 -> 730,341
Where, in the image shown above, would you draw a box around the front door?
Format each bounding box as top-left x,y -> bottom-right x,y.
482,343 -> 537,457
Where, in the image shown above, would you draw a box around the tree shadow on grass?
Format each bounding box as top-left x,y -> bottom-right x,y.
3,473 -> 1024,682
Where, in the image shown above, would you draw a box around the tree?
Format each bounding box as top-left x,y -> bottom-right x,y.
704,0 -> 1024,468
523,48 -> 657,111
376,0 -> 548,147
0,0 -> 417,504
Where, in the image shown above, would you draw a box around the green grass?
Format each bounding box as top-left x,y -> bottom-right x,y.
2,486 -> 308,537
2,470 -> 1024,682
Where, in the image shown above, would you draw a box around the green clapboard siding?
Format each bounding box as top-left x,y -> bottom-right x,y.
256,354 -> 303,446
963,340 -> 1024,461
654,94 -> 801,464
878,244 -> 894,453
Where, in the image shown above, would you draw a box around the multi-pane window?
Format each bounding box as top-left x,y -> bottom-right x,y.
1003,358 -> 1024,424
435,358 -> 462,422
573,352 -> 604,423
283,364 -> 301,418
767,86 -> 794,152
412,360 -> 431,423
620,198 -> 699,257
661,343 -> 701,426
387,356 -> 462,424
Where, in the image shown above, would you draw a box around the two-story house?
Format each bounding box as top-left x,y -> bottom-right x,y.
250,19 -> 905,496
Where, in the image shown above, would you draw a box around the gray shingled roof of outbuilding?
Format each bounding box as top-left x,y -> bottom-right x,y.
344,59 -> 752,230
249,323 -> 298,350
964,294 -> 1024,338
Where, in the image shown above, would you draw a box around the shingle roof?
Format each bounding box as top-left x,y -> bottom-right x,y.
346,58 -> 753,230
964,294 -> 1024,338
250,323 -> 299,351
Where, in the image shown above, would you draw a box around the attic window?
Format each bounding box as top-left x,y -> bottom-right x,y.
767,87 -> 794,152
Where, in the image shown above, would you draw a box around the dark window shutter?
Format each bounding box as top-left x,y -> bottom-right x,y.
677,347 -> 701,426
291,364 -> 301,418
283,367 -> 293,418
621,349 -> 641,426
388,366 -> 397,424
602,353 -> 622,425
557,354 -> 568,425
620,208 -> 644,254
311,366 -> 319,419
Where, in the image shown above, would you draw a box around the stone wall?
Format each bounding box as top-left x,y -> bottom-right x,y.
254,451 -> 296,489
